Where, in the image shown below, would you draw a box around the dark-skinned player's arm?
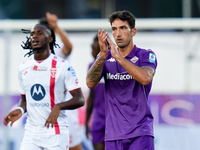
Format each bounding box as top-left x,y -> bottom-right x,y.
85,89 -> 94,138
45,88 -> 85,128
107,38 -> 155,86
86,30 -> 108,89
4,95 -> 27,127
46,12 -> 72,57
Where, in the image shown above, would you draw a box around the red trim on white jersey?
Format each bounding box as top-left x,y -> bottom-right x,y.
68,87 -> 81,92
50,59 -> 60,134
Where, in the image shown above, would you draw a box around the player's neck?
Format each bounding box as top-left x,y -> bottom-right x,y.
34,49 -> 50,61
118,42 -> 134,57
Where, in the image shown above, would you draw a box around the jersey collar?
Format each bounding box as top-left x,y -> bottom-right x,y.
125,45 -> 138,58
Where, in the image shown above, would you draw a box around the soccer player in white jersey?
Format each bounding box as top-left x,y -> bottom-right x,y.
4,23 -> 85,150
39,12 -> 86,150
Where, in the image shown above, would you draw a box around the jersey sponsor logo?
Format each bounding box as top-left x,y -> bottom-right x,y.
68,66 -> 76,77
149,53 -> 155,63
107,57 -> 116,62
50,68 -> 57,78
33,65 -> 47,71
130,56 -> 139,63
30,84 -> 46,101
106,72 -> 133,80
30,102 -> 49,107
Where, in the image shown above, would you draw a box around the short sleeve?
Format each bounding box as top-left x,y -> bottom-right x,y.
141,50 -> 157,71
63,64 -> 81,92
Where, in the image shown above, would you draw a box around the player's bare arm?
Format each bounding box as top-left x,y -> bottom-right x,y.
86,30 -> 108,88
46,12 -> 72,57
117,57 -> 154,85
4,95 -> 27,127
56,27 -> 72,56
85,89 -> 94,138
61,88 -> 85,109
86,57 -> 106,88
18,95 -> 27,112
45,88 -> 84,128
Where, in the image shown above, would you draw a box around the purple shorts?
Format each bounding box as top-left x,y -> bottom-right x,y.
91,130 -> 105,144
105,135 -> 154,150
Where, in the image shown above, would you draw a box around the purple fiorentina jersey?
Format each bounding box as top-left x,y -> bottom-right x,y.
88,62 -> 105,132
100,45 -> 157,141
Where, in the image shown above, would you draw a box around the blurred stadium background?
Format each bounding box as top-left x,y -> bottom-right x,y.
1,0 -> 200,150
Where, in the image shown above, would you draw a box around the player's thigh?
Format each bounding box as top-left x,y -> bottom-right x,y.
68,121 -> 82,148
20,143 -> 42,150
44,134 -> 69,150
20,134 -> 42,150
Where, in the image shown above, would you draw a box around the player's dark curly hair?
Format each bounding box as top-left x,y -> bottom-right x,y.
108,10 -> 135,29
21,23 -> 58,57
93,34 -> 99,43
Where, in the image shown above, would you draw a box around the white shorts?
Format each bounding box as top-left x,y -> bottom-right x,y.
20,133 -> 69,150
66,110 -> 82,148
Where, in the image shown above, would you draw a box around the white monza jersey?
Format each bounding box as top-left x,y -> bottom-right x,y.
18,53 -> 81,135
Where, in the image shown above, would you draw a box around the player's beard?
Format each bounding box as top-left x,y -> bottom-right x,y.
117,39 -> 131,49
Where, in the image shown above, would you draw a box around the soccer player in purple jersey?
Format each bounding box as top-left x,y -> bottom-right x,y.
85,34 -> 106,150
86,10 -> 157,150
